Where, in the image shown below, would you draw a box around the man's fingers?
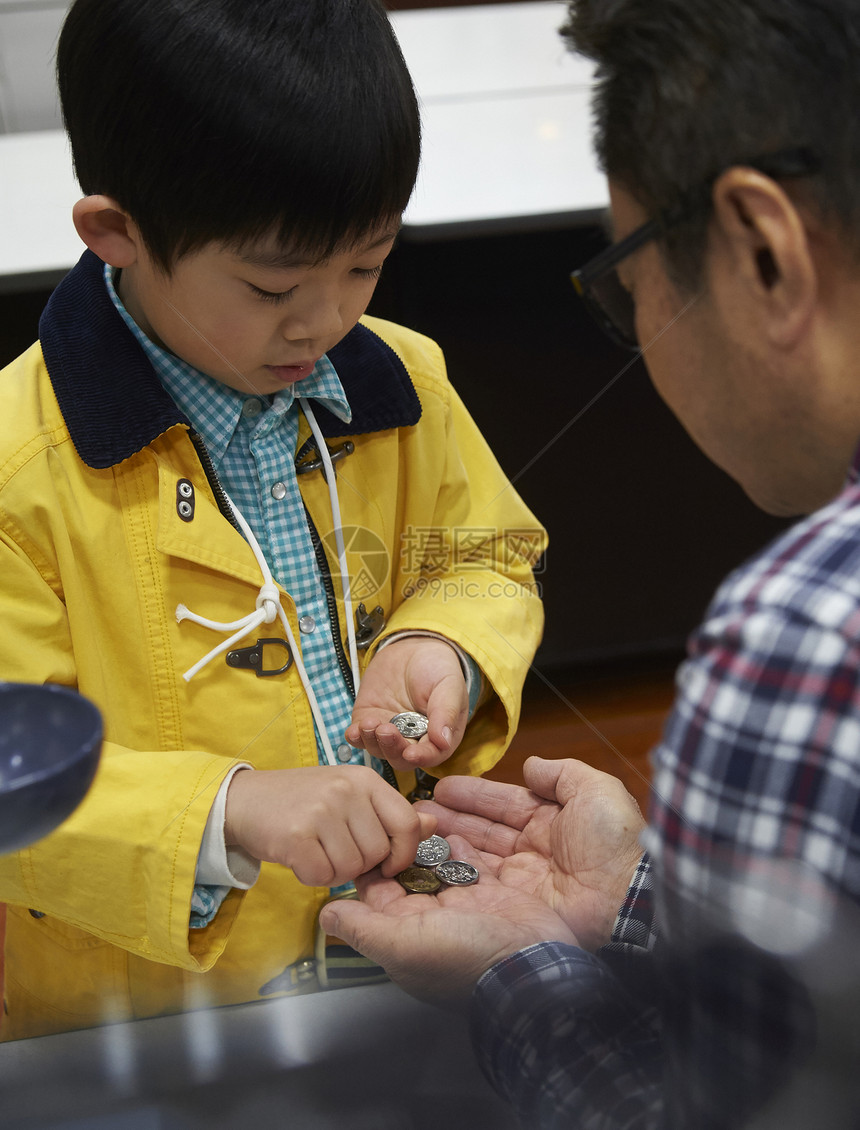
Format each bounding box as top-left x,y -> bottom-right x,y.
354,866 -> 400,906
433,773 -> 550,828
319,897 -> 388,959
522,755 -> 605,805
523,756 -> 646,827
414,800 -> 521,856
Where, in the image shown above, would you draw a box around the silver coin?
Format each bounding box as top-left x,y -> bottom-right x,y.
414,834 -> 451,868
390,711 -> 429,739
436,860 -> 479,886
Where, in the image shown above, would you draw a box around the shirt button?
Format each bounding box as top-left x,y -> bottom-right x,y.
336,743 -> 354,763
271,482 -> 287,500
243,398 -> 263,418
298,615 -> 316,634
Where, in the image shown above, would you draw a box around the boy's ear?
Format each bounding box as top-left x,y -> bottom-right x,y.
72,196 -> 142,268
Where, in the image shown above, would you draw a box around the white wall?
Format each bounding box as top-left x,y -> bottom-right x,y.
0,1 -> 68,132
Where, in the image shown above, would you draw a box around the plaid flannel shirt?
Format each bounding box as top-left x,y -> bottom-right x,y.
472,448 -> 860,1128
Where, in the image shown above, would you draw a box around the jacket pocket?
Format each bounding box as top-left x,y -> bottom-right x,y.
2,905 -> 131,1040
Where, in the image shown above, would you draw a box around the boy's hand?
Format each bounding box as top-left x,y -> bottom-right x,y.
346,637 -> 469,771
223,766 -> 436,887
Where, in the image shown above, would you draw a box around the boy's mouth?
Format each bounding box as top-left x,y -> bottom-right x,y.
265,360 -> 318,384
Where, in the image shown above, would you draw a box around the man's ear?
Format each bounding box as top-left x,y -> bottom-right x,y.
72,195 -> 141,268
710,168 -> 817,349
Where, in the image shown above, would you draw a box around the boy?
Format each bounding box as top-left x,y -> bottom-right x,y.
0,0 -> 546,1039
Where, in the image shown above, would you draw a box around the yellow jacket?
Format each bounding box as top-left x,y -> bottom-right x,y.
0,251 -> 546,1039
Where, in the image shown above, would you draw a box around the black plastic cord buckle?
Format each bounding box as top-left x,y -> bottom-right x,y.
295,440 -> 355,477
226,638 -> 293,677
355,602 -> 386,650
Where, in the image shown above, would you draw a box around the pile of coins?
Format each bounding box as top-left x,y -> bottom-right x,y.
397,834 -> 479,894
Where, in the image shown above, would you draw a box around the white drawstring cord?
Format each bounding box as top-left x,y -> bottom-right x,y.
177,417 -> 368,768
299,399 -> 361,695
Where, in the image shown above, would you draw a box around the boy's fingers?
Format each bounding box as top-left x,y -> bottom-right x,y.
394,737 -> 455,770
371,786 -> 431,876
416,810 -> 438,840
289,837 -> 338,887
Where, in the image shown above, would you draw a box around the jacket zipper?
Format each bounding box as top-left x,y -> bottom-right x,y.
305,505 -> 399,790
188,430 -> 243,534
304,504 -> 356,698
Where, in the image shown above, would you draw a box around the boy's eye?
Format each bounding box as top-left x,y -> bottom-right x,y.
247,283 -> 296,305
352,265 -> 383,280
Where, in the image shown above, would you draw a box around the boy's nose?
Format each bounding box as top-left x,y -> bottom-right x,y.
281,297 -> 343,345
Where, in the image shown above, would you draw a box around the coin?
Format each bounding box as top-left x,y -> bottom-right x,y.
414,834 -> 451,868
390,711 -> 429,739
397,865 -> 442,894
436,860 -> 479,886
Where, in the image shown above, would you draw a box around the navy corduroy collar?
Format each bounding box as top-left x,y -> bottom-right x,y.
39,250 -> 422,470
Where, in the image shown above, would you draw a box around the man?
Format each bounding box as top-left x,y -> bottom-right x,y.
321,0 -> 860,1125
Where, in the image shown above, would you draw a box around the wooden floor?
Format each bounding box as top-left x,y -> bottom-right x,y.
485,657 -> 680,812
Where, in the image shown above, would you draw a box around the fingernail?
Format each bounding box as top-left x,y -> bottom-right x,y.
442,726 -> 452,747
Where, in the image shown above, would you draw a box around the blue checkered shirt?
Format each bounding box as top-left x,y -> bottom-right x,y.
472,447 -> 860,1128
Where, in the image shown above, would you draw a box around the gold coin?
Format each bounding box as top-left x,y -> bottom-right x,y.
397,865 -> 442,894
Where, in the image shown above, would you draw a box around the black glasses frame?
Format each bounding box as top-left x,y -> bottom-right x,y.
571,147 -> 822,352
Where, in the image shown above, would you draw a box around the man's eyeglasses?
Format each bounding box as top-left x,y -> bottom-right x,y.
571,147 -> 821,353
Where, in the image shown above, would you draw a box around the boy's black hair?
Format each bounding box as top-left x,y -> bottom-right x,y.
57,0 -> 420,269
562,0 -> 860,291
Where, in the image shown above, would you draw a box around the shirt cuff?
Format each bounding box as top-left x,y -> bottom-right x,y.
196,764 -> 261,889
375,629 -> 485,718
472,941 -> 663,1127
604,851 -> 658,952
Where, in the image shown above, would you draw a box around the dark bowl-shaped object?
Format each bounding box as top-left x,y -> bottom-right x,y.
0,683 -> 102,854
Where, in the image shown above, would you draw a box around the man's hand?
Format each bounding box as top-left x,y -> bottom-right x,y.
347,637 -> 469,771
320,757 -> 645,1007
224,766 -> 436,887
319,835 -> 578,1008
417,756 -> 647,951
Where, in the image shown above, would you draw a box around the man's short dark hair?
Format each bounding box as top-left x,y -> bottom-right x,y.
58,0 -> 420,269
562,0 -> 860,290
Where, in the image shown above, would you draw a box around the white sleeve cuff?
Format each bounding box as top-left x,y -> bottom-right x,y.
196,765 -> 260,889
